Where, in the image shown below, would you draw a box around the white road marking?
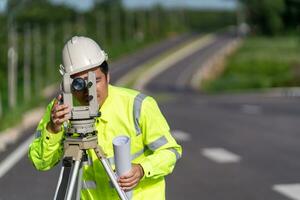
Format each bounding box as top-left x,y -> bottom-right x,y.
0,134 -> 34,178
171,130 -> 191,142
201,148 -> 241,163
241,104 -> 262,115
273,184 -> 300,200
134,34 -> 216,91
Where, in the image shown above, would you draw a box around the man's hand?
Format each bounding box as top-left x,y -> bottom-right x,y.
118,164 -> 144,191
47,94 -> 71,134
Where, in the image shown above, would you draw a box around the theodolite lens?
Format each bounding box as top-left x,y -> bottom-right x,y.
72,78 -> 86,92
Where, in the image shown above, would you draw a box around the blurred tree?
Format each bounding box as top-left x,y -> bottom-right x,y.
241,0 -> 300,35
10,0 -> 76,26
282,0 -> 300,32
240,0 -> 285,35
7,0 -> 24,13
94,0 -> 122,10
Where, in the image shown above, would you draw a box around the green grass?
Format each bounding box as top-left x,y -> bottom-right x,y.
202,36 -> 300,92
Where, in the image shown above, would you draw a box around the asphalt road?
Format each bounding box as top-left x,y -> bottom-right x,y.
143,32 -> 300,200
163,93 -> 300,200
1,32 -> 300,200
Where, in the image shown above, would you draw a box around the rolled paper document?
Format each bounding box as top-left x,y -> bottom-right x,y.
113,135 -> 132,199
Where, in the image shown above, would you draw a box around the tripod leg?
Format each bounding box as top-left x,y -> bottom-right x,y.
94,147 -> 129,200
65,160 -> 81,200
75,162 -> 83,200
54,166 -> 66,200
53,158 -> 73,200
75,151 -> 89,200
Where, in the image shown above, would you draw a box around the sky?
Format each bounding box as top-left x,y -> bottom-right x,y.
123,0 -> 236,10
0,0 -> 6,13
0,0 -> 237,13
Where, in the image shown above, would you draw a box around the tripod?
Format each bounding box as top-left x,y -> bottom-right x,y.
53,129 -> 129,200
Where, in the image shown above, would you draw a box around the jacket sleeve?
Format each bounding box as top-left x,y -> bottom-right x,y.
28,100 -> 64,171
139,96 -> 182,179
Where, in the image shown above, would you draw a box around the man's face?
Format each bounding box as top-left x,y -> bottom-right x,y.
71,67 -> 109,107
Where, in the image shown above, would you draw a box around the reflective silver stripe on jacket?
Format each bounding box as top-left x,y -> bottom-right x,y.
107,148 -> 146,166
133,93 -> 147,136
147,136 -> 168,151
168,148 -> 181,160
82,180 -> 97,190
35,130 -> 41,138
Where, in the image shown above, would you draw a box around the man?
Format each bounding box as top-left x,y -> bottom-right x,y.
28,36 -> 182,200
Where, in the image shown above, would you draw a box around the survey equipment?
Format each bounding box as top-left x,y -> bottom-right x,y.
53,71 -> 129,200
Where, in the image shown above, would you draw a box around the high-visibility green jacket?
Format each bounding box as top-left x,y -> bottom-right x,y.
29,85 -> 182,200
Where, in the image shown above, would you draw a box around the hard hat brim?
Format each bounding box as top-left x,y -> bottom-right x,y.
68,59 -> 105,75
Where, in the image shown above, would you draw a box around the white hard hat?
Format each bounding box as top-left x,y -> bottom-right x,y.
60,36 -> 108,75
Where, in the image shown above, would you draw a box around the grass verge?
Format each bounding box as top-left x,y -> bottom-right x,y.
202,36 -> 300,93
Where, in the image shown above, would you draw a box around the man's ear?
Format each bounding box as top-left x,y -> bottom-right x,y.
107,73 -> 110,83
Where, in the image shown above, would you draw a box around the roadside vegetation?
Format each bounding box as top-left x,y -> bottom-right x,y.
203,36 -> 300,92
202,0 -> 300,93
